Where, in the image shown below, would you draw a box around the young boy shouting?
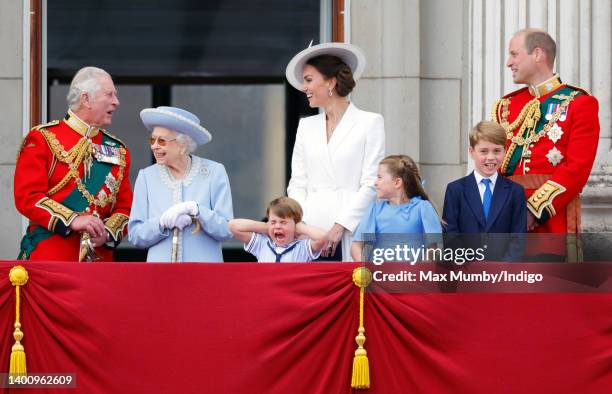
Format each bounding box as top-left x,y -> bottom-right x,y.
229,197 -> 327,262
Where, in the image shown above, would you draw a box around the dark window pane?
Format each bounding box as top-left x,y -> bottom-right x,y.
47,0 -> 320,77
173,84 -> 286,247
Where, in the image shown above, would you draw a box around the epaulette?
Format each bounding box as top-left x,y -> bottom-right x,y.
32,120 -> 60,131
565,84 -> 591,96
18,120 -> 60,160
101,129 -> 127,147
502,87 -> 529,99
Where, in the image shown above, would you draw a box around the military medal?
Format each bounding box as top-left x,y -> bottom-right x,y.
105,173 -> 119,193
93,144 -> 121,165
97,189 -> 108,202
546,147 -> 564,166
559,106 -> 568,122
547,123 -> 564,144
545,102 -> 559,121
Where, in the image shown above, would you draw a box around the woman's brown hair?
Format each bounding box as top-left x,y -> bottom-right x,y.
306,55 -> 356,97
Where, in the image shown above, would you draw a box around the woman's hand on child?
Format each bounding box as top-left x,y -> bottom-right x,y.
322,223 -> 345,257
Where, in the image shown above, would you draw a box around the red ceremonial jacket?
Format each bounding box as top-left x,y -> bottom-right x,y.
491,75 -> 599,234
14,110 -> 132,261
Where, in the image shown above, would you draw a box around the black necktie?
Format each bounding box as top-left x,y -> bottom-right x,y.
267,241 -> 299,262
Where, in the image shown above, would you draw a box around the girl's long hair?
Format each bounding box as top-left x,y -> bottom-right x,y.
380,155 -> 429,200
380,155 -> 442,220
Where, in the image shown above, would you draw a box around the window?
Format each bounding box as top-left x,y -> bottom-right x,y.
47,0 -> 320,260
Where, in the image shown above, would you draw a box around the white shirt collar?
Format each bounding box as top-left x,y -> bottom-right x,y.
473,170 -> 498,187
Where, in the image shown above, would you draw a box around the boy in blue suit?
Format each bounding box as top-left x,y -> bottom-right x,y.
443,121 -> 526,260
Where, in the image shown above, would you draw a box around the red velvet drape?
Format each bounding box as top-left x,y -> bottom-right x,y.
1,262 -> 611,394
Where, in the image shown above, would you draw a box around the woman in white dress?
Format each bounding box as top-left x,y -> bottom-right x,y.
285,43 -> 386,261
128,106 -> 233,262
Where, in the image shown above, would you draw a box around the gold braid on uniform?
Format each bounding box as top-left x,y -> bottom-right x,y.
16,121 -> 60,162
101,129 -> 127,147
38,128 -> 126,209
35,197 -> 78,231
527,180 -> 566,219
498,98 -> 541,174
41,129 -> 91,195
490,99 -> 503,122
104,213 -> 129,242
529,92 -> 579,147
497,92 -> 580,174
69,146 -> 126,209
512,92 -> 579,148
16,137 -> 27,162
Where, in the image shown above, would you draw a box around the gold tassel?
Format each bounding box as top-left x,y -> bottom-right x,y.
352,326 -> 369,388
351,267 -> 372,389
9,265 -> 29,375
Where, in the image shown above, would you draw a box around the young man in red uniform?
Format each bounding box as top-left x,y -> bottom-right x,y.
14,66 -> 133,261
491,29 -> 600,259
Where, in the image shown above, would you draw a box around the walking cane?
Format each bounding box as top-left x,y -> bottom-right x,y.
171,228 -> 179,262
170,216 -> 201,263
78,232 -> 102,262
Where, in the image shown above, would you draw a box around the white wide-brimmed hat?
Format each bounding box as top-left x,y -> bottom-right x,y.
140,106 -> 212,146
285,42 -> 366,90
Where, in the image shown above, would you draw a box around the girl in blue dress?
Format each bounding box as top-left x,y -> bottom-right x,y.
351,155 -> 442,262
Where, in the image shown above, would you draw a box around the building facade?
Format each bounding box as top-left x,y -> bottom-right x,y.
1,0 -> 610,258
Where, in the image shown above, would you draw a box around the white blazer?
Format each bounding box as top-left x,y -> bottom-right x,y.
287,103 -> 386,261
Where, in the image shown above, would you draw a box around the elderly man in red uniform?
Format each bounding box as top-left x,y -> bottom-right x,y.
491,29 -> 599,259
15,66 -> 132,261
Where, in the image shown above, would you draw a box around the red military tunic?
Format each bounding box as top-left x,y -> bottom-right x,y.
14,110 -> 133,261
491,74 -> 599,257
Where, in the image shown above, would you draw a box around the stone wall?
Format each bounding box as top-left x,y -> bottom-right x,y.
350,0 -> 612,232
0,0 -> 25,258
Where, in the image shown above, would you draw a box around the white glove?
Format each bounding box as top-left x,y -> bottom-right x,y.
176,201 -> 199,216
159,208 -> 177,230
160,201 -> 199,230
174,214 -> 193,230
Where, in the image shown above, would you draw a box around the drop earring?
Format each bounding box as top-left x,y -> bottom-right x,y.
328,88 -> 333,97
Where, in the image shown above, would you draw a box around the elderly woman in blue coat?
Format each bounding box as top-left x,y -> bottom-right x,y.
128,106 -> 234,262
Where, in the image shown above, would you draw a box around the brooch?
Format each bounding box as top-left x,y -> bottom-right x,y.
546,147 -> 564,166
546,123 -> 564,144
200,167 -> 209,178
